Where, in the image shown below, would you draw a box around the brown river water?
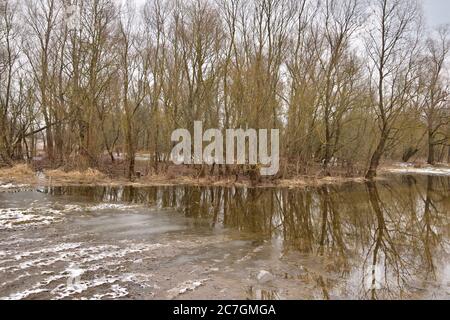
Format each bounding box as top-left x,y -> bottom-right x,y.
0,174 -> 449,300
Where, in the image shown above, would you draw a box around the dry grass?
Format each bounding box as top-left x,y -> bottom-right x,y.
1,162 -> 369,189
0,164 -> 36,185
135,173 -> 367,189
277,176 -> 366,188
45,168 -> 108,184
0,164 -> 34,177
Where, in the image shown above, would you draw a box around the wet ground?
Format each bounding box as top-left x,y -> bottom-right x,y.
0,174 -> 449,300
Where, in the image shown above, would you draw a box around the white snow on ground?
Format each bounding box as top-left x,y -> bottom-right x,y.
4,288 -> 49,300
387,165 -> 450,176
56,203 -> 141,212
0,203 -> 142,231
0,208 -> 64,230
86,204 -> 140,211
0,241 -> 162,300
0,183 -> 30,190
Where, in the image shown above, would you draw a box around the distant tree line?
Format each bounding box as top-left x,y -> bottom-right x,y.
1,0 -> 449,180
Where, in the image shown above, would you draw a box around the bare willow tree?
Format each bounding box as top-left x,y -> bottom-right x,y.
23,0 -> 61,162
0,0 -> 38,164
284,0 -> 320,168
118,2 -> 149,180
364,0 -> 422,179
0,0 -> 17,164
317,0 -> 361,172
417,26 -> 450,165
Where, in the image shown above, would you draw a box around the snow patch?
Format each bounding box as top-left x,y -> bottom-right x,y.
387,166 -> 450,176
0,183 -> 30,190
0,201 -> 140,231
86,203 -> 140,211
1,288 -> 49,300
2,268 -> 154,300
0,208 -> 63,230
257,270 -> 274,284
167,279 -> 210,299
58,203 -> 141,212
91,285 -> 129,300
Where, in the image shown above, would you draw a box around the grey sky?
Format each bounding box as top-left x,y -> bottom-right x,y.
423,0 -> 450,26
131,0 -> 449,27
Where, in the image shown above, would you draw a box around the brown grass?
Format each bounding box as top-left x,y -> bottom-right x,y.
277,176 -> 367,188
45,168 -> 108,184
0,164 -> 36,185
134,173 -> 367,189
1,162 -> 370,189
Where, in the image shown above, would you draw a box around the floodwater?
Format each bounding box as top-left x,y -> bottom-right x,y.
0,174 -> 449,300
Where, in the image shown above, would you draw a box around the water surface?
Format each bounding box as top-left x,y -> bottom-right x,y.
0,175 -> 449,300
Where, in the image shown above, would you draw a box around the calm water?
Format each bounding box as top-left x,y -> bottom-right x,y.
0,175 -> 449,300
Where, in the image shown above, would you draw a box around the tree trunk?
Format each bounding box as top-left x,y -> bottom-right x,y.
54,123 -> 64,165
427,130 -> 435,165
0,125 -> 12,166
0,151 -> 12,167
128,152 -> 135,181
45,126 -> 54,162
447,146 -> 450,164
125,120 -> 135,181
366,132 -> 388,180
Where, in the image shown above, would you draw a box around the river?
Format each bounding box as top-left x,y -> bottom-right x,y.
0,174 -> 449,300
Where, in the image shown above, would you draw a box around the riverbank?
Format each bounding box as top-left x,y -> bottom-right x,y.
1,162 -> 449,190
0,164 -> 367,189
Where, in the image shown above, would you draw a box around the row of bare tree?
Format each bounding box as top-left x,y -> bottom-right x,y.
1,0 -> 449,179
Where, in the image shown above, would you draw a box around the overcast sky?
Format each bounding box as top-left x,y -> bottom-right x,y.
423,0 -> 450,26
131,0 -> 450,27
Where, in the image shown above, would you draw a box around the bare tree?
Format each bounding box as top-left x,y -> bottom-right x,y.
118,2 -> 149,180
364,0 -> 421,179
318,0 -> 361,172
418,26 -> 450,165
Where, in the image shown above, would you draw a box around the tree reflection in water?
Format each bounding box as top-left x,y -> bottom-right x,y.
45,175 -> 449,299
